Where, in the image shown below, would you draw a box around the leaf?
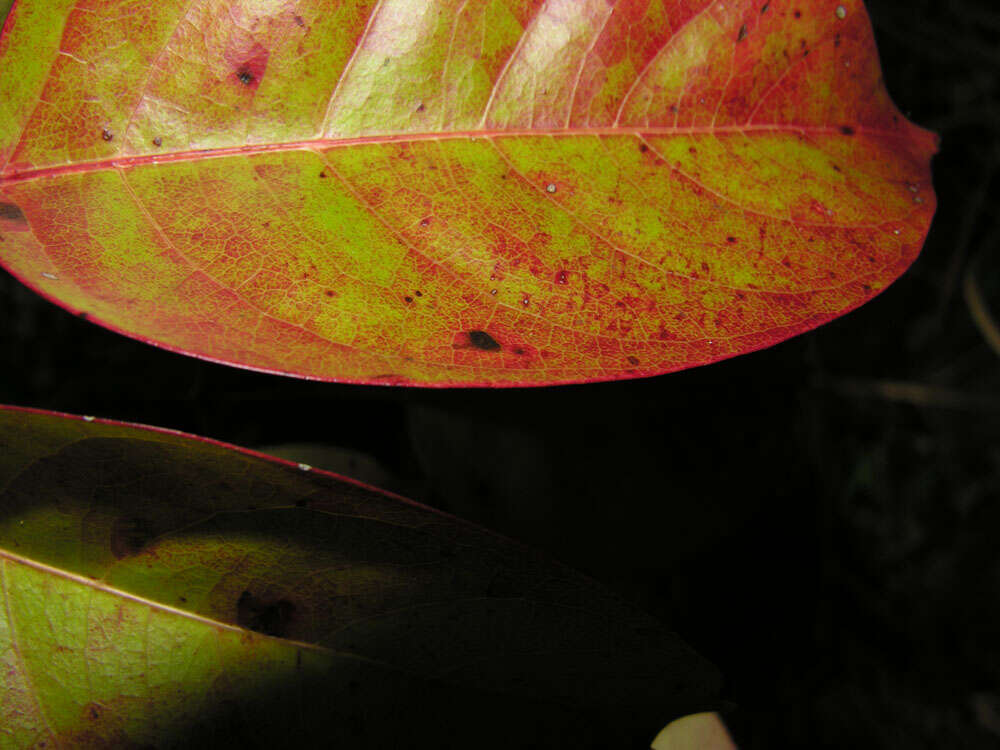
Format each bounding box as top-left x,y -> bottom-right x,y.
0,0 -> 936,386
0,406 -> 720,748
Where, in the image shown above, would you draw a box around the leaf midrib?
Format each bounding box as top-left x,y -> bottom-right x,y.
0,123 -> 908,185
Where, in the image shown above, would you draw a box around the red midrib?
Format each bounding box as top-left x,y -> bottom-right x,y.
0,123 -> 912,185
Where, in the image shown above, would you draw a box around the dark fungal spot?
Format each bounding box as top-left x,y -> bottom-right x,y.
101,128 -> 113,142
639,143 -> 649,153
513,347 -> 526,355
737,24 -> 748,41
237,591 -> 295,637
468,330 -> 501,351
152,136 -> 162,147
237,69 -> 255,86
318,170 -> 326,178
832,164 -> 842,172
726,236 -> 737,243
324,290 -> 335,297
110,516 -> 154,559
761,1 -> 769,12
839,125 -> 855,135
794,9 -> 801,18
0,202 -> 25,222
404,295 -> 413,303
627,355 -> 640,365
86,704 -> 100,721
414,290 -> 423,297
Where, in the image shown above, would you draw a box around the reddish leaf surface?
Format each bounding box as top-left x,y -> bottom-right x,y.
0,406 -> 720,746
0,0 -> 936,386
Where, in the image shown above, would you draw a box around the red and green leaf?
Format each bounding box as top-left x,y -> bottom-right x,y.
0,406 -> 720,746
0,0 -> 936,386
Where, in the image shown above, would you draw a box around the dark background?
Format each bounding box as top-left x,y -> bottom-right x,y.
2,0 -> 997,747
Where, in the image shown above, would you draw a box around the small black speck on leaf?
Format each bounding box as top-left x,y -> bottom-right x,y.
726,236 -> 737,243
627,355 -> 640,365
839,125 -> 855,135
639,143 -> 649,153
152,137 -> 162,147
237,70 -> 254,85
404,295 -> 413,303
737,24 -> 748,41
468,330 -> 501,351
101,128 -> 113,142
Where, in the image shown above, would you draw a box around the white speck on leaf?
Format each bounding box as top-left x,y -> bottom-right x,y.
835,5 -> 847,19
83,415 -> 95,422
41,272 -> 57,280
298,463 -> 312,471
546,183 -> 557,193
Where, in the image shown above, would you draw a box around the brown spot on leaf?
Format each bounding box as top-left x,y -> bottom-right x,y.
839,125 -> 855,135
627,355 -> 640,365
467,330 -> 501,351
237,69 -> 255,85
404,295 -> 413,303
110,516 -> 153,559
0,202 -> 25,222
639,143 -> 649,153
293,14 -> 305,26
237,591 -> 295,637
726,236 -> 737,244
152,137 -> 162,147
737,24 -> 748,41
101,128 -> 113,142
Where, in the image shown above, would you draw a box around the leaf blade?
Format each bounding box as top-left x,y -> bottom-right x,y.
0,406 -> 721,746
0,0 -> 937,386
